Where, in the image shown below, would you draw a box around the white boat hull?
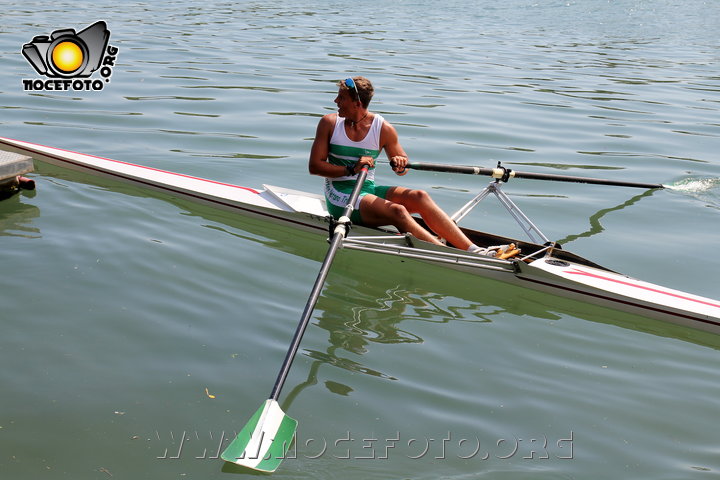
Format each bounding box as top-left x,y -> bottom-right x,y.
2,136 -> 718,334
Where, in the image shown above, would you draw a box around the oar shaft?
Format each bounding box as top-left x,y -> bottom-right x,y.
269,167 -> 368,401
403,161 -> 664,189
405,162 -> 495,176
510,170 -> 664,189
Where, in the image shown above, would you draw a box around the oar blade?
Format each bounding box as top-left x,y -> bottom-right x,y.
221,399 -> 298,472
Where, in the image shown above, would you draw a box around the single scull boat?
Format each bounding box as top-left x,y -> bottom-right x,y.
1,136 -> 718,334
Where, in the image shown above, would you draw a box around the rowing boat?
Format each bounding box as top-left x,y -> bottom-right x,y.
1,136 -> 718,334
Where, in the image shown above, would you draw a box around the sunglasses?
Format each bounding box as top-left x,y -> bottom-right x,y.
344,77 -> 360,102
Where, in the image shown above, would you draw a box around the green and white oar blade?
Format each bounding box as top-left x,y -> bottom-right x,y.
221,399 -> 297,472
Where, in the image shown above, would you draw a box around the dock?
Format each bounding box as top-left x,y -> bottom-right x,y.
0,149 -> 35,198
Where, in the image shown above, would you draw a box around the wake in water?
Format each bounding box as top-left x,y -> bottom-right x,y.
666,177 -> 720,209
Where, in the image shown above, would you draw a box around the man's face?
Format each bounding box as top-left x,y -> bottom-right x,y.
334,88 -> 358,117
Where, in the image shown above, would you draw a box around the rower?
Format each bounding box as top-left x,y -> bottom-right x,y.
308,76 -> 519,259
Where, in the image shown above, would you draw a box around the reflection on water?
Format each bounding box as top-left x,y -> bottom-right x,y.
558,188 -> 656,245
282,282 -> 500,408
0,192 -> 40,238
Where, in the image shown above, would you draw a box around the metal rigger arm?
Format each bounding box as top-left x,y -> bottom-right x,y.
451,178 -> 550,245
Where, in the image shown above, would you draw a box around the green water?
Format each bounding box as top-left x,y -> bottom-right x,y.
1,1 -> 719,479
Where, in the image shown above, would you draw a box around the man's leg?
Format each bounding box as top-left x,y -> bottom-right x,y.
384,187 -> 474,250
358,194 -> 444,245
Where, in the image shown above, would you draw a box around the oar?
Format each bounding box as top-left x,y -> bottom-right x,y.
394,161 -> 665,189
221,166 -> 369,472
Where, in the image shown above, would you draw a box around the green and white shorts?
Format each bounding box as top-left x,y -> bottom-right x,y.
324,179 -> 392,225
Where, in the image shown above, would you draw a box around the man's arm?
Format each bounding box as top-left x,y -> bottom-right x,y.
309,114 -> 352,178
380,121 -> 409,175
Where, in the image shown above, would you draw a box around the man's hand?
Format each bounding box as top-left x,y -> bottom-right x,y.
355,155 -> 375,172
358,155 -> 375,167
390,155 -> 409,176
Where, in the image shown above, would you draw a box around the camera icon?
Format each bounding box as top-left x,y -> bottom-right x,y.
22,21 -> 110,78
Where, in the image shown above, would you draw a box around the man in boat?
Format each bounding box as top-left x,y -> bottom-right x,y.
308,76 -> 517,257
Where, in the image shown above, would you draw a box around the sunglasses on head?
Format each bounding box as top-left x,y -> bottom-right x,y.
344,77 -> 360,102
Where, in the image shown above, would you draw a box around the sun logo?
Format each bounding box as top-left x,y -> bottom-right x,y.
51,41 -> 85,73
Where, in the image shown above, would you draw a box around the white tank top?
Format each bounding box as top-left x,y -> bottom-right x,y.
326,113 -> 384,184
